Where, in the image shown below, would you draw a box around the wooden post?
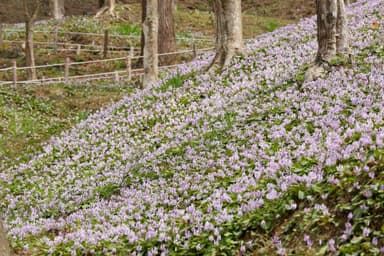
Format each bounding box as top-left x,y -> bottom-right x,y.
114,71 -> 119,83
103,29 -> 109,58
64,57 -> 70,84
127,46 -> 134,81
193,43 -> 197,59
53,25 -> 58,53
76,44 -> 81,55
12,60 -> 17,86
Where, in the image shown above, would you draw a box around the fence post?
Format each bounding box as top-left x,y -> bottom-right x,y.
64,57 -> 70,84
76,44 -> 81,55
193,44 -> 197,59
103,29 -> 109,58
0,23 -> 3,47
54,25 -> 58,53
127,46 -> 133,81
12,60 -> 17,86
114,71 -> 120,83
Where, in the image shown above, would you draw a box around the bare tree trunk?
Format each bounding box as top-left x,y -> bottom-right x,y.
208,0 -> 244,71
305,0 -> 350,82
316,0 -> 337,63
25,21 -> 36,80
138,0 -> 176,67
0,23 -> 3,47
0,220 -> 11,256
24,0 -> 40,81
51,0 -> 64,20
143,0 -> 158,86
337,0 -> 349,55
135,0 -> 146,68
158,0 -> 176,65
96,0 -> 116,17
316,0 -> 349,62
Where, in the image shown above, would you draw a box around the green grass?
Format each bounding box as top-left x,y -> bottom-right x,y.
110,24 -> 141,36
0,83 -> 135,168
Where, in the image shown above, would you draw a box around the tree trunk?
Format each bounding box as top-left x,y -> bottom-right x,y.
143,0 -> 158,86
96,0 -> 116,17
208,0 -> 244,70
135,0 -> 146,68
305,0 -> 350,81
51,0 -> 64,20
25,20 -> 37,80
138,0 -> 176,67
23,0 -> 40,81
316,0 -> 338,63
336,0 -> 349,55
0,220 -> 11,256
0,23 -> 3,47
316,0 -> 349,63
158,0 -> 177,65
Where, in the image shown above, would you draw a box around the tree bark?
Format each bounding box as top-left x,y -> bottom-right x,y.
96,0 -> 116,17
25,20 -> 37,80
208,0 -> 244,71
316,0 -> 349,63
305,0 -> 350,82
143,0 -> 158,86
336,0 -> 349,55
24,0 -> 40,81
135,0 -> 146,68
316,0 -> 338,63
51,0 -> 64,20
0,220 -> 11,256
138,0 -> 176,67
158,0 -> 176,65
0,23 -> 3,47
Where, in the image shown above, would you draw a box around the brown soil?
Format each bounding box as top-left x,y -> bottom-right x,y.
0,0 -> 315,24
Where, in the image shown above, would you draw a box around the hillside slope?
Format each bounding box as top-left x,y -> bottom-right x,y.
1,0 -> 384,255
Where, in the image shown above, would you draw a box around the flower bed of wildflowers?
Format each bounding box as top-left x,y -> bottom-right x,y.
1,0 -> 383,255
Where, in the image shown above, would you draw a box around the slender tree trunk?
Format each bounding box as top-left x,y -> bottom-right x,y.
0,220 -> 11,256
158,0 -> 176,65
23,0 -> 40,81
135,0 -> 147,68
0,23 -> 3,47
25,20 -> 37,80
337,0 -> 349,55
208,0 -> 244,70
51,0 -> 64,20
143,0 -> 158,86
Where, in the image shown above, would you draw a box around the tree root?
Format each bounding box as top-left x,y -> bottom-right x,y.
95,7 -> 117,19
304,62 -> 329,83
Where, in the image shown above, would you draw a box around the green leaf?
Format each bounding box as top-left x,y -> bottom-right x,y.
298,191 -> 305,200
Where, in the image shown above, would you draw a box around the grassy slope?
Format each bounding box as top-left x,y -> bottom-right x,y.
0,84 -> 135,168
0,0 -> 313,168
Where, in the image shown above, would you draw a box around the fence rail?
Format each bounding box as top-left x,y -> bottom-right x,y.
0,47 -> 214,85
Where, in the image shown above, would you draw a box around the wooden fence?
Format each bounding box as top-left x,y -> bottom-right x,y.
0,47 -> 214,85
